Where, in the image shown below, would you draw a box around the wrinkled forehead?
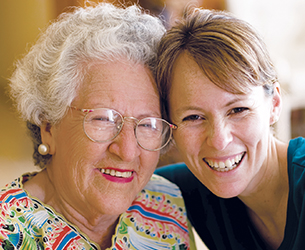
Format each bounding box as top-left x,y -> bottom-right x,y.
73,60 -> 161,117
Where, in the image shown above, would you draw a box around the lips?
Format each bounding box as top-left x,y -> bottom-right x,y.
204,152 -> 245,172
99,168 -> 133,178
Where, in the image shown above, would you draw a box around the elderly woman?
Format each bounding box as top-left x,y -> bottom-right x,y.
1,3 -> 195,250
155,8 -> 305,250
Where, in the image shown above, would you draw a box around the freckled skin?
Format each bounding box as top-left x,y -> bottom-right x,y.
169,53 -> 281,199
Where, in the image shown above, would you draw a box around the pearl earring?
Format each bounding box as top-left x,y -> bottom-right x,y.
38,144 -> 49,155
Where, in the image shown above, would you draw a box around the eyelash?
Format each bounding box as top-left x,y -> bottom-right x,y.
229,107 -> 249,115
182,114 -> 204,122
182,107 -> 249,122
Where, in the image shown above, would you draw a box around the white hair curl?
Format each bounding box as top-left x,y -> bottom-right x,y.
9,2 -> 166,125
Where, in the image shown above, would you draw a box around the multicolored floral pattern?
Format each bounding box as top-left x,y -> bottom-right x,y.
0,173 -> 194,250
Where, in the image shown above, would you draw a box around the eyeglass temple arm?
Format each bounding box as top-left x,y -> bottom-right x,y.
170,124 -> 178,130
70,106 -> 93,114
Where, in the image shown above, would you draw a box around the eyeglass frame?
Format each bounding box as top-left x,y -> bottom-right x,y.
70,106 -> 177,151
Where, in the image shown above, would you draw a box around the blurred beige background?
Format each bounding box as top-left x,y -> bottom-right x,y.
0,0 -> 56,185
1,1 -> 304,249
1,0 -> 305,186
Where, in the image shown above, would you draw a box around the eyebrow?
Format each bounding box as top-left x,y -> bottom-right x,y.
174,96 -> 246,114
83,107 -> 162,119
225,97 -> 245,107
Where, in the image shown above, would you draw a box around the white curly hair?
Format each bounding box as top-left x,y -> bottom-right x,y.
9,2 -> 165,126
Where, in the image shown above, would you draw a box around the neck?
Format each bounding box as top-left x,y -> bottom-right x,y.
23,169 -> 119,249
239,137 -> 289,249
239,138 -> 288,208
51,196 -> 119,248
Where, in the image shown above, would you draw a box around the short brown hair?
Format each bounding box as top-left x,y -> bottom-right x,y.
156,9 -> 278,119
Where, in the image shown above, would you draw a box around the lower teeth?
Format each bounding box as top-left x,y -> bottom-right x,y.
213,164 -> 237,172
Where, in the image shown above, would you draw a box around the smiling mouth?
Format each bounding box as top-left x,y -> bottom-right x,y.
99,169 -> 133,178
204,152 -> 245,172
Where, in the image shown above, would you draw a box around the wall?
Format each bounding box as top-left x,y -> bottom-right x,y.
0,0 -> 56,185
228,0 -> 305,142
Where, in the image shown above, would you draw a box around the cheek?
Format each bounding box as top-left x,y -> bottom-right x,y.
173,129 -> 201,155
70,140 -> 109,169
145,151 -> 160,170
242,119 -> 270,159
139,151 -> 159,179
57,129 -> 84,155
54,123 -> 107,168
236,114 -> 270,146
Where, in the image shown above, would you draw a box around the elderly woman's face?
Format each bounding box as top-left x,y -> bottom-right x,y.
169,53 -> 281,198
45,60 -> 160,216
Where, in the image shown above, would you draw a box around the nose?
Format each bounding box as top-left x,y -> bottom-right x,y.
206,119 -> 232,151
108,119 -> 141,162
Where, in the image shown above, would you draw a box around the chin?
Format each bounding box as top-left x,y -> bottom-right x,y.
207,183 -> 244,199
215,192 -> 238,199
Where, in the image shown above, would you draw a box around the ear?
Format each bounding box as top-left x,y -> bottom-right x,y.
270,82 -> 282,125
40,122 -> 56,155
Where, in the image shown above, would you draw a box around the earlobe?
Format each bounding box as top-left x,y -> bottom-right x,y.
40,122 -> 55,155
270,82 -> 282,125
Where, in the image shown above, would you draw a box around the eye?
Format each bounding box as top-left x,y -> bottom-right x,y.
92,116 -> 108,121
91,116 -> 113,122
182,114 -> 204,122
138,122 -> 154,130
229,107 -> 249,115
138,118 -> 160,131
86,115 -> 117,127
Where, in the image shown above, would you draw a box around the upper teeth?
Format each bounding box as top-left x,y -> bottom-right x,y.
101,169 -> 132,178
205,153 -> 244,172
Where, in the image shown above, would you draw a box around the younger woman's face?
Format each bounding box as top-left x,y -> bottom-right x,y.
169,52 -> 281,198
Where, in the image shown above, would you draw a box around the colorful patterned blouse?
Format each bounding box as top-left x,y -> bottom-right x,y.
0,173 -> 195,250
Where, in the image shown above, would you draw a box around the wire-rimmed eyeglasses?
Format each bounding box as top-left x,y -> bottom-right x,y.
70,107 -> 177,151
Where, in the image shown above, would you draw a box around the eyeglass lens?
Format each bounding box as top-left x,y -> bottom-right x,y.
83,108 -> 171,151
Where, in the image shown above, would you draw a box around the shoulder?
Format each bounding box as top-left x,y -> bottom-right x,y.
154,163 -> 198,185
288,137 -> 305,167
288,137 -> 305,161
155,162 -> 190,178
142,174 -> 183,198
134,174 -> 188,211
117,174 -> 192,250
0,177 -> 99,249
287,137 -> 305,185
155,163 -> 203,193
287,137 -> 305,181
0,178 -> 37,248
287,137 -> 305,217
0,177 -> 29,204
